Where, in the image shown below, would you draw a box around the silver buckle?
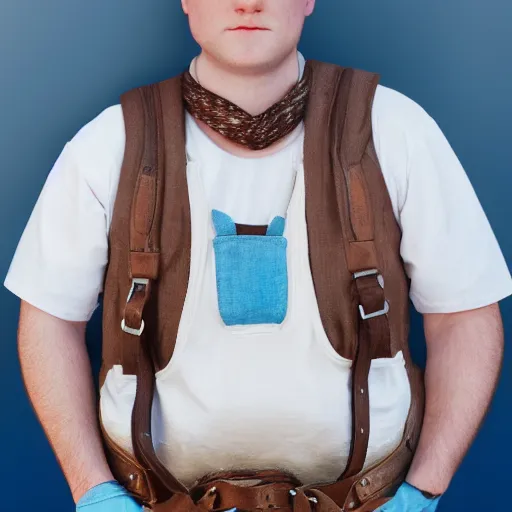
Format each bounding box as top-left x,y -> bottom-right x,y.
121,318 -> 145,336
120,278 -> 149,336
353,269 -> 384,288
125,277 -> 149,302
358,301 -> 389,320
353,269 -> 388,320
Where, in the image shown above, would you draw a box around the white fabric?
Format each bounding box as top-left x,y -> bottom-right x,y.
4,54 -> 512,486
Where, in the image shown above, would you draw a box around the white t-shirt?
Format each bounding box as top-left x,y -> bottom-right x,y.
4,55 -> 512,486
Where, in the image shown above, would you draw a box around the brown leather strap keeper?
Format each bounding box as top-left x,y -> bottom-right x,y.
347,242 -> 379,273
131,251 -> 160,279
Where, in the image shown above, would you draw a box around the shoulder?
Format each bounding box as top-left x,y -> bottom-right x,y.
69,104 -> 125,167
65,104 -> 126,223
372,84 -> 437,140
369,84 -> 445,216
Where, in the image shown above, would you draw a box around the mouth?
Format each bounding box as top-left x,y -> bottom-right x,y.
228,26 -> 269,31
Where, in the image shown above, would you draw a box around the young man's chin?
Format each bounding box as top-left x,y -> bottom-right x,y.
213,47 -> 294,74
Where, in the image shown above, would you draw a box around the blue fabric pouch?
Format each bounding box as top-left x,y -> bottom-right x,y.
212,209 -> 288,326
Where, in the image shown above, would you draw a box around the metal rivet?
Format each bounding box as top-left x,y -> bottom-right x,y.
360,428 -> 364,434
208,487 -> 217,496
360,388 -> 364,394
360,478 -> 369,487
289,490 -> 297,497
348,502 -> 355,509
308,497 -> 318,504
129,473 -> 136,481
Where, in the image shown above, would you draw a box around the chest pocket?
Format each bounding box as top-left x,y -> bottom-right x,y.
212,209 -> 288,326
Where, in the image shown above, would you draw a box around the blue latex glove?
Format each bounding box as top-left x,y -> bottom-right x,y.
76,480 -> 142,512
375,482 -> 441,511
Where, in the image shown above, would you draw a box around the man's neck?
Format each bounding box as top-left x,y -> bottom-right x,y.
189,50 -> 303,158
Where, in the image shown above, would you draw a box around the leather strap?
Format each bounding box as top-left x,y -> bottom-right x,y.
301,63 -> 388,490
123,84 -> 164,334
327,67 -> 391,482
123,83 -> 188,495
150,478 -> 390,512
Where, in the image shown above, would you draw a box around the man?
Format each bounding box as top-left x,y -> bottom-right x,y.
4,1 -> 511,511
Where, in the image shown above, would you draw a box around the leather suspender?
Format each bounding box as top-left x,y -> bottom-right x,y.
333,68 -> 391,480
300,63 -> 406,510
121,83 -> 188,495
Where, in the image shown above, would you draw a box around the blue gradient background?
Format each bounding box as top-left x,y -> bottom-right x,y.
1,1 -> 510,510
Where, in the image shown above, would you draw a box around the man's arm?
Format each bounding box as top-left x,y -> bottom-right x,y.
18,300 -> 114,503
405,303 -> 504,495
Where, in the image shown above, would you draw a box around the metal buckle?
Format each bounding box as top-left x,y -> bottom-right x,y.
358,301 -> 389,320
353,269 -> 388,320
120,278 -> 149,336
121,318 -> 145,336
125,277 -> 149,302
353,269 -> 384,288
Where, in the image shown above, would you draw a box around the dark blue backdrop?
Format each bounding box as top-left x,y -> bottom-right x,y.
1,1 -> 510,510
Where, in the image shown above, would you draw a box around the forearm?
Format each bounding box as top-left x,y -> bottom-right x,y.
18,301 -> 114,503
406,303 -> 504,495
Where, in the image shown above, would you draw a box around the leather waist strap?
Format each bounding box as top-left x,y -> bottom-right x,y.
149,476 -> 391,512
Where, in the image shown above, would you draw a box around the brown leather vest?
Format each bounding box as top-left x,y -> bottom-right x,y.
98,60 -> 425,512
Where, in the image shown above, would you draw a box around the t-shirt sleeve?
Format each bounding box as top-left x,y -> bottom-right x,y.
4,105 -> 124,321
372,86 -> 512,314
